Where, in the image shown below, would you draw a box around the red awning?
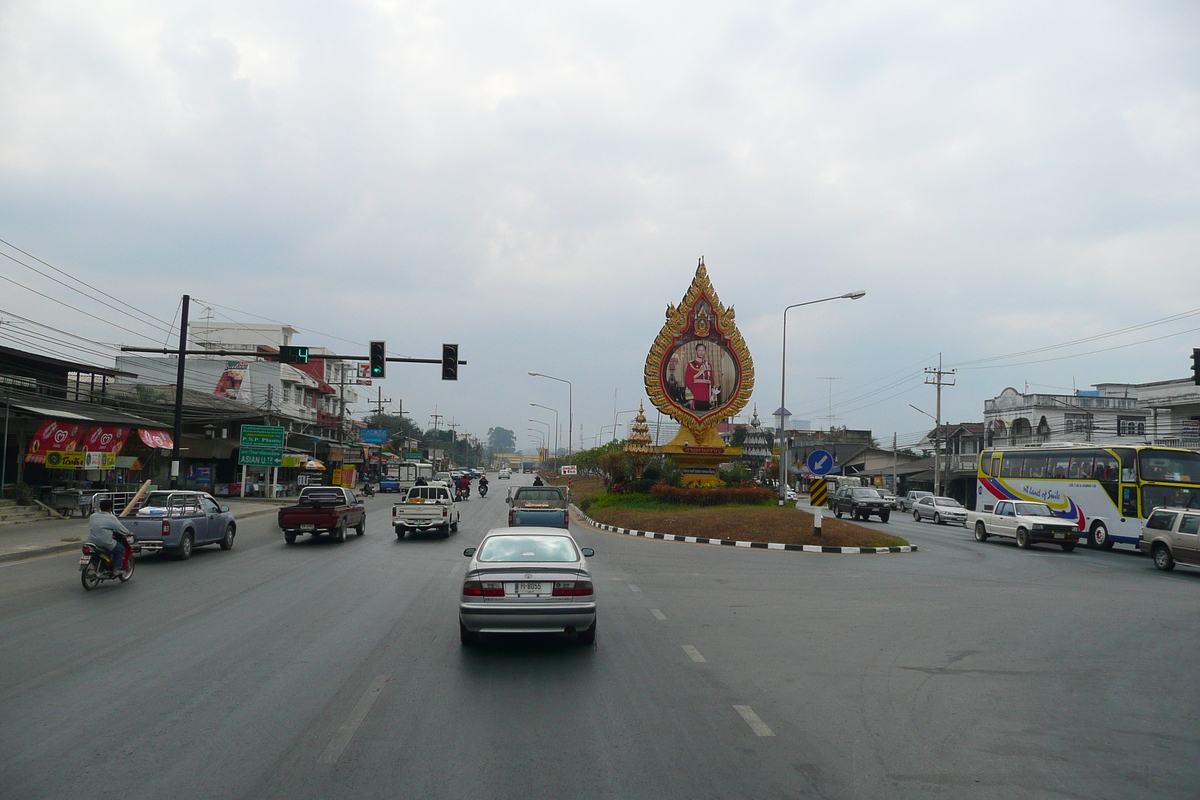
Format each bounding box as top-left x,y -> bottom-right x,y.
25,420 -> 87,464
83,426 -> 130,454
138,429 -> 174,449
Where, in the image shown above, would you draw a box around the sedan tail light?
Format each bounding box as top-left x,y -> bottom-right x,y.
552,581 -> 593,597
462,581 -> 504,597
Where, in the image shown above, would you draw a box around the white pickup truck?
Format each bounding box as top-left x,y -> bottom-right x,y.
966,499 -> 1082,552
392,484 -> 460,538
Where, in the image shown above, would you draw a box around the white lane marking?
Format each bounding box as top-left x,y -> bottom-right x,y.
733,705 -> 775,737
317,674 -> 391,764
681,645 -> 707,663
629,584 -> 641,593
446,564 -> 460,577
650,608 -> 667,621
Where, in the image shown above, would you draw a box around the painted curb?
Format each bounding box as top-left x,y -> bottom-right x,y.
571,505 -> 917,555
0,505 -> 284,565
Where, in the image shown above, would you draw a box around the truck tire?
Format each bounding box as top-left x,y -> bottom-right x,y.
356,516 -> 366,536
395,526 -> 406,540
834,507 -> 843,519
335,520 -> 347,542
1153,543 -> 1175,571
441,524 -> 451,538
219,524 -> 236,550
880,511 -> 890,523
177,531 -> 194,560
974,522 -> 989,542
284,531 -> 296,544
1015,528 -> 1031,549
450,519 -> 458,532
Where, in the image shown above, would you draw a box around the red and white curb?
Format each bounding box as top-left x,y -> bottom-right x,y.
571,506 -> 917,554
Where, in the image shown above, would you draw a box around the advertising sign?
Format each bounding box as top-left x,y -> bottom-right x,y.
361,429 -> 388,444
84,452 -> 117,470
240,425 -> 286,449
332,468 -> 342,486
560,465 -> 578,475
46,450 -> 86,468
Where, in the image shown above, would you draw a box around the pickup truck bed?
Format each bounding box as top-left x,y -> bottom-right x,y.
393,485 -> 459,538
507,486 -> 570,529
278,487 -> 366,544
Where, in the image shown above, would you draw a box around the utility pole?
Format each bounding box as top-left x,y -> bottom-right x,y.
430,412 -> 443,468
925,353 -> 956,496
892,432 -> 898,494
448,421 -> 460,466
170,295 -> 190,489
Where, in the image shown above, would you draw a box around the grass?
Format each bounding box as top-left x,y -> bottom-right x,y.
585,496 -> 910,548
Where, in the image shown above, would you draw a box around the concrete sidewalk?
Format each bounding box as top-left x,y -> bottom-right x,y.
0,498 -> 289,564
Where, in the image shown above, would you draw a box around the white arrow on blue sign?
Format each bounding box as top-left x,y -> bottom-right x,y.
807,449 -> 834,476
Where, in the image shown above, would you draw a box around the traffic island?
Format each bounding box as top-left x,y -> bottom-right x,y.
575,503 -> 915,554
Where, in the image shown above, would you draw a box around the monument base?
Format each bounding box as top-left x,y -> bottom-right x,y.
658,427 -> 741,487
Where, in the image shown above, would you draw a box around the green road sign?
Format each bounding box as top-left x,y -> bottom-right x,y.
240,425 -> 286,449
239,448 -> 284,467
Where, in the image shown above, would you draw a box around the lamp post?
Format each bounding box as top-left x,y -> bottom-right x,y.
528,420 -> 551,465
778,290 -> 866,503
530,403 -> 559,466
611,408 -> 639,442
909,404 -> 941,496
529,372 -> 573,463
773,406 -> 791,504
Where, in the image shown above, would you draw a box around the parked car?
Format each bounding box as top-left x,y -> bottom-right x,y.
830,486 -> 891,522
277,486 -> 367,544
507,485 -> 570,529
900,491 -> 933,512
1138,507 -> 1200,572
966,499 -> 1080,551
912,496 -> 967,526
393,483 -> 460,538
459,527 -> 596,646
123,490 -> 237,559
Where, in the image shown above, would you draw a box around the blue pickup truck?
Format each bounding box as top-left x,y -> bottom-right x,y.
506,486 -> 570,529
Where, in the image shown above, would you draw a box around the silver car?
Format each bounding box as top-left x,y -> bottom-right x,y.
460,527 -> 596,646
913,495 -> 968,526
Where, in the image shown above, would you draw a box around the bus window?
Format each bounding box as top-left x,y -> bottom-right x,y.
980,452 -> 993,477
1024,456 -> 1049,479
1069,451 -> 1095,480
990,455 -> 1001,478
1112,448 -> 1137,483
1050,453 -> 1071,479
1000,454 -> 1022,478
1094,452 -> 1119,482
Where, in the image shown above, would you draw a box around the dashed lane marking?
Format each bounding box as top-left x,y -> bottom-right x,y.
733,705 -> 775,737
629,584 -> 641,593
317,674 -> 391,764
681,645 -> 707,663
650,608 -> 667,621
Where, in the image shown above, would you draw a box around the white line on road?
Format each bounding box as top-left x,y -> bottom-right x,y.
650,608 -> 667,621
733,705 -> 775,737
629,584 -> 641,592
317,674 -> 391,764
446,564 -> 460,577
681,645 -> 707,663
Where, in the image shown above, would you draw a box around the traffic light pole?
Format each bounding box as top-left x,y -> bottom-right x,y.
120,347 -> 467,367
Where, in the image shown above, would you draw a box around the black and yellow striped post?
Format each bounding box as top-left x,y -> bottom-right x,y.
809,477 -> 828,507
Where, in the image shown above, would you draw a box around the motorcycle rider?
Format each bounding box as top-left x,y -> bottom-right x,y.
478,475 -> 489,496
87,498 -> 130,576
457,475 -> 471,499
533,475 -> 544,486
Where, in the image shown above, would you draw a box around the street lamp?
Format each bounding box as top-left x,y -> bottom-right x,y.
612,408 -> 639,442
530,403 -> 559,464
528,422 -> 550,465
773,406 -> 791,504
778,289 -> 866,503
528,372 -> 572,463
909,404 -> 941,496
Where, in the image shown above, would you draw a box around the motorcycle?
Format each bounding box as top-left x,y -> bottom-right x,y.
80,531 -> 139,591
361,482 -> 376,497
478,482 -> 489,498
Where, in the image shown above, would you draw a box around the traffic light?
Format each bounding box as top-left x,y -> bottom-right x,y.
279,345 -> 309,364
1192,348 -> 1200,386
369,341 -> 386,378
442,344 -> 458,381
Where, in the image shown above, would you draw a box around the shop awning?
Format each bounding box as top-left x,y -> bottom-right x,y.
83,426 -> 130,454
139,429 -> 174,449
25,420 -> 87,464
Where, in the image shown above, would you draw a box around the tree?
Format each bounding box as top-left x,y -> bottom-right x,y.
487,427 -> 517,454
730,425 -> 748,446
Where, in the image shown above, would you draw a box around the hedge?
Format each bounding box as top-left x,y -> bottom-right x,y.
649,484 -> 775,506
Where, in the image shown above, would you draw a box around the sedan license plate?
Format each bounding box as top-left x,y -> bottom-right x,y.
513,582 -> 544,595
300,524 -> 315,531
1054,532 -> 1065,539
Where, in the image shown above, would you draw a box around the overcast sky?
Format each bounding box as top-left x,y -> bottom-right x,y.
2,0 -> 1198,451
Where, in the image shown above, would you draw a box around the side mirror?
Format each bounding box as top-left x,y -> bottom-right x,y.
581,547 -> 594,557
463,547 -> 476,557
220,505 -> 230,513
505,497 -> 512,504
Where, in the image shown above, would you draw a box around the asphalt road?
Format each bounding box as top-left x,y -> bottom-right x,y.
1,477 -> 1197,799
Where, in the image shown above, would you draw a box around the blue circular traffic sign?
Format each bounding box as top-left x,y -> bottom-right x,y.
807,449 -> 834,476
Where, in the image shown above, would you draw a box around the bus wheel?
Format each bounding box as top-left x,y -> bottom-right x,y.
1090,522 -> 1114,551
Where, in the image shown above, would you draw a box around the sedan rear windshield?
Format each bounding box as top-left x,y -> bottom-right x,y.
477,535 -> 578,562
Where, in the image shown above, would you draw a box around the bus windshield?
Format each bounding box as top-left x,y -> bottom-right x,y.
1142,484 -> 1200,512
1138,449 -> 1200,484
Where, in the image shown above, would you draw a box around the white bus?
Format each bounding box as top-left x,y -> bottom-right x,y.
977,444 -> 1200,550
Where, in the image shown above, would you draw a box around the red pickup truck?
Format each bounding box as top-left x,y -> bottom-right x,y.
278,486 -> 367,544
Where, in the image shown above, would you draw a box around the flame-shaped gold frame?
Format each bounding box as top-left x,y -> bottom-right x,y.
644,259 -> 755,436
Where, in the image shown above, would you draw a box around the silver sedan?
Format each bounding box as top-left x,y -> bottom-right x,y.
459,527 -> 597,646
912,496 -> 968,526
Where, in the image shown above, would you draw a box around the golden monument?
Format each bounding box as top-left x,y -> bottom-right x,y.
643,258 -> 754,485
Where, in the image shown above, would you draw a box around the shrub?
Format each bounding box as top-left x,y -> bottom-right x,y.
649,484 -> 775,506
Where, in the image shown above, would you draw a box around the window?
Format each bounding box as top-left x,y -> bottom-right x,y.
1142,485 -> 1200,515
1069,451 -> 1095,479
996,502 -> 1013,516
1138,449 -> 1200,484
1144,510 -> 1177,531
1180,515 -> 1200,535
477,535 -> 578,563
1117,417 -> 1146,437
1093,452 -> 1119,482
1064,413 -> 1090,434
202,497 -> 220,514
1000,454 -> 1022,478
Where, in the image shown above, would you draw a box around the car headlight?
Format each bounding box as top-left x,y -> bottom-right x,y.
1031,523 -> 1044,531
